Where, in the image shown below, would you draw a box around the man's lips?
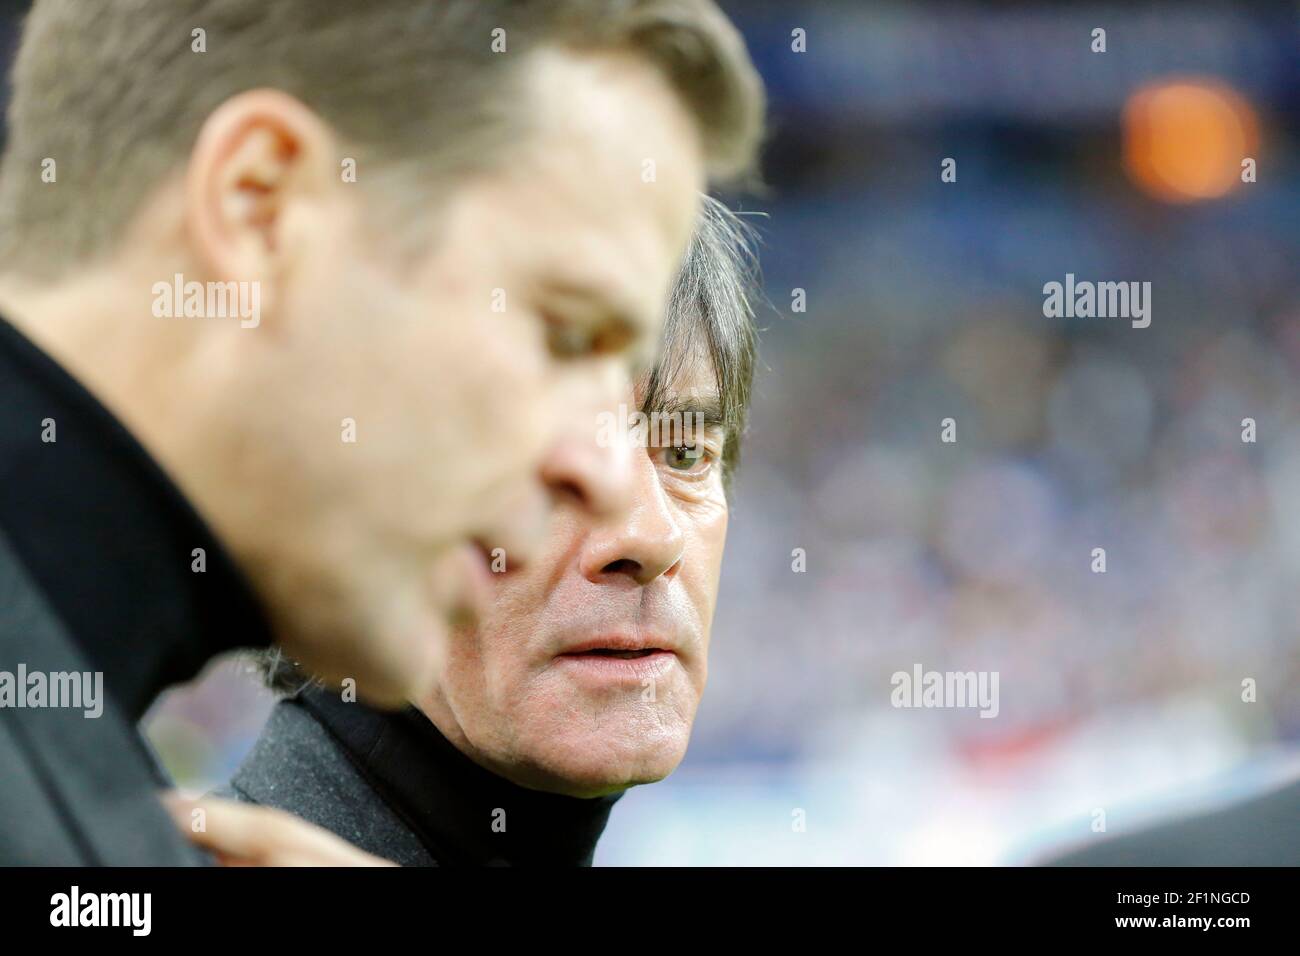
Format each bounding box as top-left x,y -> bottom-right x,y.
558,635 -> 677,657
556,648 -> 677,683
554,635 -> 681,683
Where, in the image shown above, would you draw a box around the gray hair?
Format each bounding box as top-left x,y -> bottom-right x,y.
645,193 -> 760,482
0,0 -> 765,278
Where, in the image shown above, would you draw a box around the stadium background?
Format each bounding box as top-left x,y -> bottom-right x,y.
3,1 -> 1297,864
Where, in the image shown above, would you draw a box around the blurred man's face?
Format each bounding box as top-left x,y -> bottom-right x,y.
419,357 -> 730,797
205,49 -> 704,705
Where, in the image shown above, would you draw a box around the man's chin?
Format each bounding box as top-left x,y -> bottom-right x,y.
497,729 -> 692,799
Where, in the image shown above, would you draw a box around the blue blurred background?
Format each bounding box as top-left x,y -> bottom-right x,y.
6,0 -> 1296,864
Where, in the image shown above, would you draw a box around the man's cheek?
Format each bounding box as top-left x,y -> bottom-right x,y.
686,500 -> 729,574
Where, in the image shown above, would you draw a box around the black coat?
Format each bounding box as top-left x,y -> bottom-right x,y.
0,314 -> 273,864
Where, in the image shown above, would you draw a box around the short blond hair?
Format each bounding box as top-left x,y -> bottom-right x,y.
0,0 -> 765,278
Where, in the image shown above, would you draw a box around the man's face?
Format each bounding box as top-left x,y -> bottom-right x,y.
418,359 -> 731,798
214,49 -> 704,705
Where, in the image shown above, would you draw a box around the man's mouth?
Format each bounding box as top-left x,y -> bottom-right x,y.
554,637 -> 679,683
558,635 -> 676,657
569,647 -> 662,660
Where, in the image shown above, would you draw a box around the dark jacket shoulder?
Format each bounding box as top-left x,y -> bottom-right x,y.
0,528 -> 205,865
222,697 -> 437,866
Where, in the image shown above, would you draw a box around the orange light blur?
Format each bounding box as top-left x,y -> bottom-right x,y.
1122,77 -> 1260,204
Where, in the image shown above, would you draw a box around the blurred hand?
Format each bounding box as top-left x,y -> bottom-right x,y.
163,793 -> 397,867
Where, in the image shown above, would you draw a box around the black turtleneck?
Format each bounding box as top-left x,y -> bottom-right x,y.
0,313 -> 273,720
0,312 -> 272,863
291,686 -> 624,866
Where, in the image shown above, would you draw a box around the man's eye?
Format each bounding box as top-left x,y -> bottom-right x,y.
543,310 -> 636,360
545,318 -> 596,359
663,444 -> 709,472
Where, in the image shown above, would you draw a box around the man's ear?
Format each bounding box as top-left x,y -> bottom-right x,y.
184,88 -> 338,297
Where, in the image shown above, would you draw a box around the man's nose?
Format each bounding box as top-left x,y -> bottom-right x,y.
540,356 -> 656,521
578,457 -> 685,586
538,395 -> 635,522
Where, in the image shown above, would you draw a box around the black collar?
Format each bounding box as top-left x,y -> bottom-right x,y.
300,686 -> 624,866
0,314 -> 273,720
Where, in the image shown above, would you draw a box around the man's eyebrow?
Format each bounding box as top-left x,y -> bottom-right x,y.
644,393 -> 727,429
538,277 -> 649,335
